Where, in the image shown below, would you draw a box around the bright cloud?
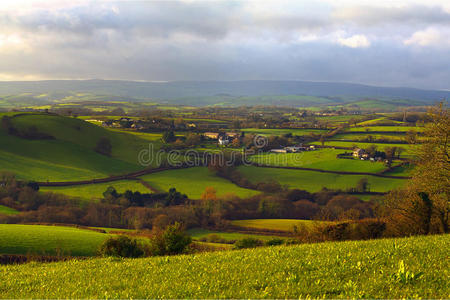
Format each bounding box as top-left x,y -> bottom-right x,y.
404,27 -> 450,47
337,35 -> 371,48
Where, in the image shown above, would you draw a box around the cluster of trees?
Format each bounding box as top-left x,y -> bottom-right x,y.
102,186 -> 187,207
383,103 -> 448,235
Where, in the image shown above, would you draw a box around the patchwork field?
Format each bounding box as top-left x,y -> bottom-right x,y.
140,167 -> 260,199
237,166 -> 406,192
249,148 -> 388,173
0,234 -> 447,298
40,180 -> 151,201
0,224 -> 110,256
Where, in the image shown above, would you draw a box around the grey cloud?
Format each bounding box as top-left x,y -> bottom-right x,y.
0,1 -> 448,89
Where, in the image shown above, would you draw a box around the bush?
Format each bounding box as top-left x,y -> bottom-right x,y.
150,222 -> 192,256
98,235 -> 144,258
234,237 -> 264,249
265,238 -> 284,246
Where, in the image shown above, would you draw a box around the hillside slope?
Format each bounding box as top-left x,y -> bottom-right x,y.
0,113 -> 155,181
0,234 -> 448,298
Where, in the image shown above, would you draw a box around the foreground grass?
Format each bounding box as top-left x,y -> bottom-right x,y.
0,224 -> 110,256
0,234 -> 448,298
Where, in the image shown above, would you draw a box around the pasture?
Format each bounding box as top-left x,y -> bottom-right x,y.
40,180 -> 151,201
0,234 -> 447,298
0,205 -> 19,215
0,113 -> 161,181
187,228 -> 281,242
310,141 -> 416,156
139,167 -> 259,199
237,166 -> 406,192
0,224 -> 110,256
231,219 -> 328,232
345,126 -> 424,132
240,128 -> 326,136
249,148 -> 388,173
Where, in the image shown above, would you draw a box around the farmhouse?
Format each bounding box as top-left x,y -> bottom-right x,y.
353,148 -> 365,158
270,149 -> 287,153
218,136 -> 230,145
204,132 -> 219,139
226,132 -> 240,139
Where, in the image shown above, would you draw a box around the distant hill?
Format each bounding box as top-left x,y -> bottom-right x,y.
0,80 -> 447,105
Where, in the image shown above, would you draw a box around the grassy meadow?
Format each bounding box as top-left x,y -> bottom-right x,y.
231,219 -> 329,232
139,167 -> 259,199
240,128 -> 326,136
0,113 -> 159,181
345,126 -> 424,132
0,224 -> 110,256
0,205 -> 19,215
237,166 -> 406,193
310,141 -> 416,156
249,148 -> 388,173
0,234 -> 447,298
187,228 -> 282,242
40,180 -> 151,201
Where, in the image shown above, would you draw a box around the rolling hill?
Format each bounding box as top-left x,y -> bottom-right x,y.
0,113 -> 155,181
0,80 -> 448,107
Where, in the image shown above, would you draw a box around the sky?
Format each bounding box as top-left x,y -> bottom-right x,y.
0,0 -> 449,90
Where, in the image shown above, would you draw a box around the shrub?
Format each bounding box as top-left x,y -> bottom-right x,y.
98,235 -> 144,258
150,222 -> 192,256
234,237 -> 264,249
265,238 -> 284,246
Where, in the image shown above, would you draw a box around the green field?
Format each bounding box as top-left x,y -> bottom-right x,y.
140,167 -> 259,199
249,149 -> 388,173
231,219 -> 328,232
333,132 -> 410,142
0,205 -> 19,215
0,234 -> 447,298
0,224 -> 110,256
0,113 -> 158,181
238,166 -> 405,192
241,128 -> 326,136
40,180 -> 151,200
310,141 -> 416,156
345,126 -> 424,132
187,228 -> 282,242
